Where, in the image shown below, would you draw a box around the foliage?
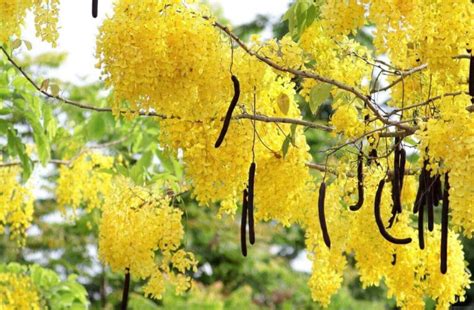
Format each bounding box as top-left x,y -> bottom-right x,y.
0,263 -> 88,309
1,0 -> 474,309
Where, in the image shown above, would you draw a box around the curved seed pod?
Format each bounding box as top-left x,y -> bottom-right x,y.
441,174 -> 450,274
350,152 -> 364,211
241,189 -> 248,257
374,179 -> 412,245
399,148 -> 406,190
318,182 -> 331,248
247,162 -> 256,245
92,0 -> 98,18
215,75 -> 241,148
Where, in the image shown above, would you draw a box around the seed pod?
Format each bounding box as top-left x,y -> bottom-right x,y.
399,148 -> 406,190
374,179 -> 412,245
215,75 -> 241,148
469,54 -> 474,103
440,174 -> 450,274
350,152 -> 364,211
414,165 -> 427,214
418,191 -> 425,250
426,174 -> 434,232
318,182 -> 331,248
241,189 -> 248,257
247,162 -> 256,245
391,138 -> 402,215
121,269 -> 131,310
92,0 -> 98,18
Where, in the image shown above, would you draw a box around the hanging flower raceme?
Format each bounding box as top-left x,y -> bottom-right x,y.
0,0 -> 60,46
56,152 -> 114,213
0,166 -> 34,245
98,176 -> 197,300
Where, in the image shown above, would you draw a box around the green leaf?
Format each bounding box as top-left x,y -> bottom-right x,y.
281,135 -> 291,158
42,104 -> 57,140
277,93 -> 290,115
23,40 -> 32,51
11,39 -> 22,50
7,127 -> 33,179
50,84 -> 60,97
86,114 -> 106,140
40,79 -> 50,92
309,83 -> 332,113
290,124 -> 297,146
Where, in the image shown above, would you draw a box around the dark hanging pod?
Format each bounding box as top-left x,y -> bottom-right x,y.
215,75 -> 241,148
247,162 -> 256,245
350,152 -> 365,211
241,189 -> 248,257
440,174 -> 450,274
92,0 -> 98,18
318,182 -> 331,248
374,179 -> 412,245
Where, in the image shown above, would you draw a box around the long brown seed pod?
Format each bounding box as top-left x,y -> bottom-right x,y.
414,165 -> 427,214
418,189 -> 425,249
391,138 -> 402,215
247,162 -> 256,245
374,179 -> 412,245
121,269 -> 131,310
440,174 -> 450,274
215,75 -> 241,148
399,148 -> 406,190
241,189 -> 248,257
469,53 -> 474,103
350,152 -> 364,211
92,0 -> 98,18
426,174 -> 434,232
318,182 -> 331,248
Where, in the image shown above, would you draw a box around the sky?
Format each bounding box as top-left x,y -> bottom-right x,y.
20,0 -> 313,273
22,0 -> 291,83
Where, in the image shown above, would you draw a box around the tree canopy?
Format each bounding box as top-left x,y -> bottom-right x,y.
1,0 -> 474,309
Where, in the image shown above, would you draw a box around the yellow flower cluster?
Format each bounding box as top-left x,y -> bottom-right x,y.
56,152 -> 114,212
419,94 -> 474,237
96,0 -> 473,308
0,167 -> 34,244
368,0 -> 474,76
99,176 -> 197,299
330,102 -> 365,139
257,34 -> 306,70
96,0 -> 230,119
303,163 -> 470,309
0,0 -> 59,46
0,273 -> 41,309
320,0 -> 365,39
33,0 -> 60,47
0,0 -> 32,43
